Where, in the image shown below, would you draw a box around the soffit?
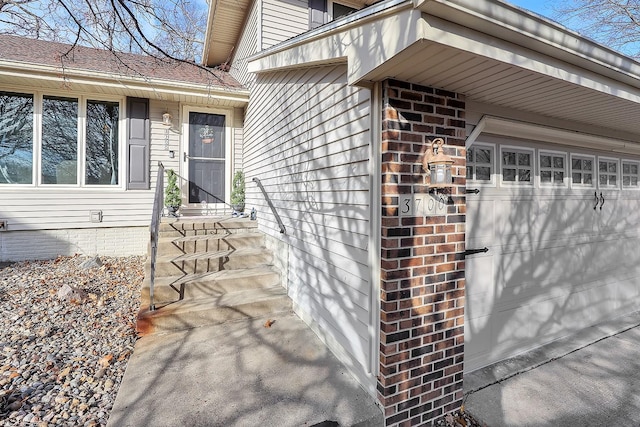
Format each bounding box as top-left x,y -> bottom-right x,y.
249,0 -> 640,139
203,0 -> 252,67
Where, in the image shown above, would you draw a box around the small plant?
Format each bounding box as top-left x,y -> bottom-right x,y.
164,169 -> 181,208
230,170 -> 245,212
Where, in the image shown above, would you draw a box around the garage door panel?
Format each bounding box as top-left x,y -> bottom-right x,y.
465,139 -> 640,374
497,199 -> 537,242
466,198 -> 495,248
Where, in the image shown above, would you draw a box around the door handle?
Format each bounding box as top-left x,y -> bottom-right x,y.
594,191 -> 599,210
466,188 -> 480,194
599,192 -> 605,210
463,247 -> 489,257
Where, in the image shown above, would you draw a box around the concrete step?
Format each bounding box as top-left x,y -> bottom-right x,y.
149,247 -> 273,277
154,233 -> 265,256
159,218 -> 257,235
140,266 -> 281,305
136,286 -> 291,334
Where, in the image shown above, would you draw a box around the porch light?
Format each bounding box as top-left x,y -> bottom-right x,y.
162,112 -> 173,127
422,138 -> 454,189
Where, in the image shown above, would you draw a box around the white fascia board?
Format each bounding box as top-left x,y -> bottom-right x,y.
0,61 -> 250,104
247,0 -> 419,85
468,116 -> 640,155
422,15 -> 640,106
421,0 -> 640,88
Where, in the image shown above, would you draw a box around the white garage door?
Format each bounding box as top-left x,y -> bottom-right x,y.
465,135 -> 640,373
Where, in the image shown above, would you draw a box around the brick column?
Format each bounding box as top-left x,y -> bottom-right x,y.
377,80 -> 466,426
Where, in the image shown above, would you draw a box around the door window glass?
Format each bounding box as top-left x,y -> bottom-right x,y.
571,155 -> 594,187
539,152 -> 566,186
501,148 -> 532,184
188,112 -> 226,204
623,161 -> 640,188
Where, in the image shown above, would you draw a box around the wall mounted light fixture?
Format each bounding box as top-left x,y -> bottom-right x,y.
162,112 -> 173,127
422,137 -> 454,190
162,112 -> 172,151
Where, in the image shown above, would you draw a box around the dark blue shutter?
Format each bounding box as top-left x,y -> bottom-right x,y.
126,97 -> 150,190
309,0 -> 327,29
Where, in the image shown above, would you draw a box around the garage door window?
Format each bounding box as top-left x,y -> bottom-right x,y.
501,148 -> 533,184
466,144 -> 494,184
571,155 -> 594,187
539,151 -> 566,186
622,161 -> 640,188
599,158 -> 619,188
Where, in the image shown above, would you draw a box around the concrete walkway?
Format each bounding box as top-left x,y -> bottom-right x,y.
108,312 -> 383,427
464,311 -> 640,427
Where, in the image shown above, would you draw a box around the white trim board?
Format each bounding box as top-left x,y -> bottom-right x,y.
466,116 -> 640,155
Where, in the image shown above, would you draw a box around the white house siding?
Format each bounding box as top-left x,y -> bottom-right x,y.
243,64 -> 374,391
230,0 -> 260,88
233,107 -> 244,172
261,0 -> 309,49
0,99 -> 185,262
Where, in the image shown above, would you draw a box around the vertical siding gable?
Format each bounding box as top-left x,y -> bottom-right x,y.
244,64 -> 374,390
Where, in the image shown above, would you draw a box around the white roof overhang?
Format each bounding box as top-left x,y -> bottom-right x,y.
0,60 -> 250,107
248,0 -> 640,141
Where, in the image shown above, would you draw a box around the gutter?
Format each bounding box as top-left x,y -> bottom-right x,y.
0,60 -> 250,102
248,0 -> 411,64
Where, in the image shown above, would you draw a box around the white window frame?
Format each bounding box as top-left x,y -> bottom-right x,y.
499,145 -> 534,186
597,156 -> 620,190
466,142 -> 496,187
622,160 -> 640,190
0,88 -> 125,189
538,149 -> 568,188
570,153 -> 596,189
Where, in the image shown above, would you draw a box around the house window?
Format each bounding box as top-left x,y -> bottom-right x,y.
571,155 -> 594,187
0,90 -> 122,187
539,151 -> 566,186
599,158 -> 619,188
42,95 -> 79,184
501,148 -> 533,184
466,145 -> 494,182
331,2 -> 357,19
86,100 -> 119,185
0,91 -> 33,184
622,161 -> 640,188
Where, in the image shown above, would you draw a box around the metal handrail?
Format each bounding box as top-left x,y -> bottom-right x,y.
252,177 -> 285,234
148,161 -> 165,311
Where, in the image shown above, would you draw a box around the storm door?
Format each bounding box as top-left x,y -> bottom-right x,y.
185,112 -> 227,208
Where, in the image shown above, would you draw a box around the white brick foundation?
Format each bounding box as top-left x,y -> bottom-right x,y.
0,227 -> 149,261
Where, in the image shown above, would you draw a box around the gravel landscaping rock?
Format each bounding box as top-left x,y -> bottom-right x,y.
0,255 -> 144,426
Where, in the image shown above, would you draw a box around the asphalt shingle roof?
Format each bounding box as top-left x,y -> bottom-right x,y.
0,34 -> 243,89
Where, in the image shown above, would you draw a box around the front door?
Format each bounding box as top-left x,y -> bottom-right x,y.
185,111 -> 228,210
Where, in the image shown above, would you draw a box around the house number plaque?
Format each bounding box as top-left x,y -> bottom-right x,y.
399,194 -> 447,217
